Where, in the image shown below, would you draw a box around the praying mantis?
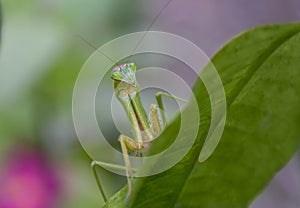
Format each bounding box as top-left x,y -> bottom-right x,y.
91,62 -> 186,201
85,0 -> 222,203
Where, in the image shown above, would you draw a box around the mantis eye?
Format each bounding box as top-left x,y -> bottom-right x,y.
129,63 -> 137,72
111,70 -> 123,81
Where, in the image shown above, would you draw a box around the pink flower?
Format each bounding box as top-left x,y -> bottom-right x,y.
0,145 -> 60,208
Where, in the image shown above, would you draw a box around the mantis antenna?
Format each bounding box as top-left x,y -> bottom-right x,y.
74,34 -> 119,68
76,0 -> 175,66
127,0 -> 175,62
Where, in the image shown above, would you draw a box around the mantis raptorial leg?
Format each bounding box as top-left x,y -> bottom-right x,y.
91,63 -> 185,201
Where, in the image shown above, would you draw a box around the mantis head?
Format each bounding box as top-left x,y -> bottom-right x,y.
111,63 -> 137,86
111,63 -> 138,98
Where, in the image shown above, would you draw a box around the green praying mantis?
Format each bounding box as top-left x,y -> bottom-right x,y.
84,0 -> 221,203
91,62 -> 186,201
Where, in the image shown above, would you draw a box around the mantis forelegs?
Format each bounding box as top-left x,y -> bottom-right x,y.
149,104 -> 162,138
155,92 -> 187,125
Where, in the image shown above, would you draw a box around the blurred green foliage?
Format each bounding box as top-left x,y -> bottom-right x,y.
0,0 -> 139,207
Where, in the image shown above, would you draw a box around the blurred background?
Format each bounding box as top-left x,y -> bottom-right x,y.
0,0 -> 299,207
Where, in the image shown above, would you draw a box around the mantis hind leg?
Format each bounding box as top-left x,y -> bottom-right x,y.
91,161 -> 108,202
91,137 -> 139,202
91,160 -> 133,202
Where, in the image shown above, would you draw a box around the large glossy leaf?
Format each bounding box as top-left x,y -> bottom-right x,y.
104,23 -> 300,207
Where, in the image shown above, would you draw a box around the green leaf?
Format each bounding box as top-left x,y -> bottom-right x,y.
104,23 -> 300,207
178,23 -> 300,208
